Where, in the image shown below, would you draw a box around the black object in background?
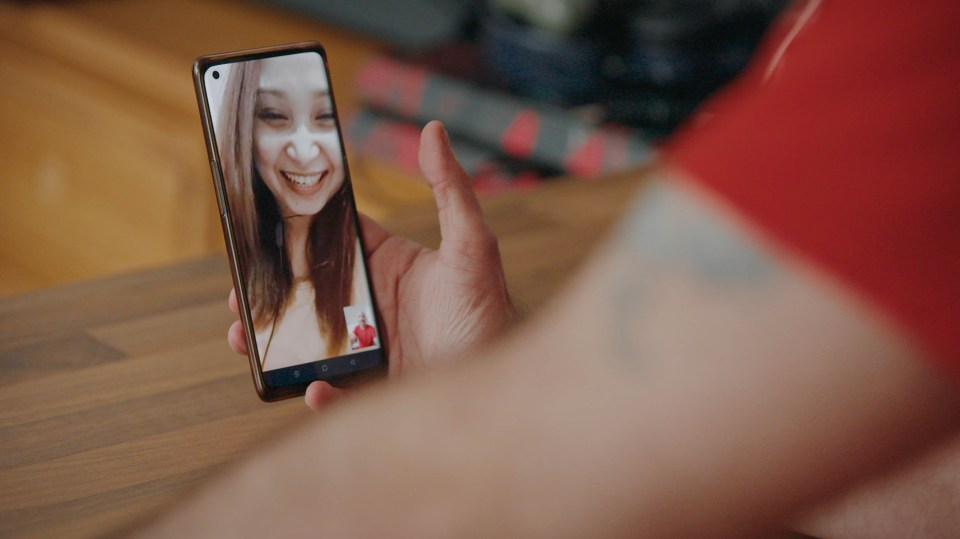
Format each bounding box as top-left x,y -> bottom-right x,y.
597,0 -> 789,134
480,0 -> 790,133
479,9 -> 605,106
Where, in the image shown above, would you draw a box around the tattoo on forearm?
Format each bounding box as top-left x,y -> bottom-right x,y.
609,177 -> 780,366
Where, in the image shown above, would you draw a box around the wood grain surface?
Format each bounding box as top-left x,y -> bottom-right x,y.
0,171 -> 645,538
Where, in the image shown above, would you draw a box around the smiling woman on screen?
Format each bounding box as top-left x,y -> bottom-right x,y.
217,53 -> 370,371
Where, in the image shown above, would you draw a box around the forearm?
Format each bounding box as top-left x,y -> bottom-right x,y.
138,267 -> 958,539
138,171 -> 960,538
541,174 -> 960,536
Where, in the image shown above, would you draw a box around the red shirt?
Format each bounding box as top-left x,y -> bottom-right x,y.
353,324 -> 377,349
667,1 -> 960,381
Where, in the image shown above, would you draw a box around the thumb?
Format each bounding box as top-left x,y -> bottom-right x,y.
304,382 -> 345,412
418,121 -> 487,243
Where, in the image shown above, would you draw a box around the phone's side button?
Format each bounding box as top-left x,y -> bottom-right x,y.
210,160 -> 227,217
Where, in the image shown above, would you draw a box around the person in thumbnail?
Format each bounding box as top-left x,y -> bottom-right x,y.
218,52 -> 370,371
350,311 -> 378,350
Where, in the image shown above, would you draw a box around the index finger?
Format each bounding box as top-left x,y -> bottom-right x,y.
228,288 -> 239,315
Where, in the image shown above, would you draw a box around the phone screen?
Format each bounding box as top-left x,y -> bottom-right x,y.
198,47 -> 385,397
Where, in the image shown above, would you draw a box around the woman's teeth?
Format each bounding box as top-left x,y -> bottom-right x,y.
283,171 -> 322,187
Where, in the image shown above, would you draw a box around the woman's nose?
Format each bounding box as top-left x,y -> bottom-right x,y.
285,124 -> 321,162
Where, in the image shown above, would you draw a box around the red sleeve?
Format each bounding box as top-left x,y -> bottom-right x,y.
666,1 -> 960,380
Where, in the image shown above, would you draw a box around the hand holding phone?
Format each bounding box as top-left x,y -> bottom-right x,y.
194,43 -> 387,401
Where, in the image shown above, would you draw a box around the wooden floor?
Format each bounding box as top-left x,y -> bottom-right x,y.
0,0 -> 435,298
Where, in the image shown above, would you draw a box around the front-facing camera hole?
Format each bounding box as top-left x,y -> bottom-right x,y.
212,70 -> 220,80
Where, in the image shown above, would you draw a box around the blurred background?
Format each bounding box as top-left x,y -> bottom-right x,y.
0,0 -> 788,298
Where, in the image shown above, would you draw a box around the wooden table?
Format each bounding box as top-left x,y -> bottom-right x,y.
0,172 -> 645,538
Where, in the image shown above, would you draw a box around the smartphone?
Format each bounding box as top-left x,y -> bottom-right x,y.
193,42 -> 387,401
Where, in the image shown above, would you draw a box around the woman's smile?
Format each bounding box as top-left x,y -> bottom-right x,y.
281,169 -> 326,192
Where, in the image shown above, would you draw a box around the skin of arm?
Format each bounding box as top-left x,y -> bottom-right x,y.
796,431 -> 960,538
136,168 -> 960,538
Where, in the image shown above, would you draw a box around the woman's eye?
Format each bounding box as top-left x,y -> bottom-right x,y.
315,112 -> 336,128
256,109 -> 289,125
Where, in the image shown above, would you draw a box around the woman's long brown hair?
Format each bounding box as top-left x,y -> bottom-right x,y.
218,58 -> 356,357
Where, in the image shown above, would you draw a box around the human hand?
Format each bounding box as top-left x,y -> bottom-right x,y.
228,121 -> 518,411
